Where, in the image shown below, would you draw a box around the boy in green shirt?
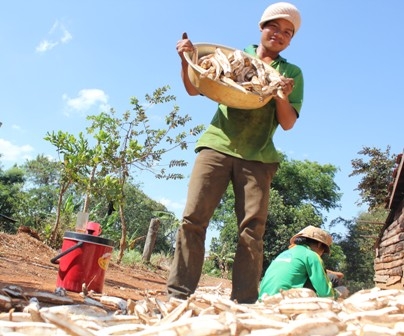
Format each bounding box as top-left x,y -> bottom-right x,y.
259,226 -> 349,299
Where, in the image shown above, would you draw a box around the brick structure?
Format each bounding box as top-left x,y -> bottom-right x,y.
374,152 -> 404,289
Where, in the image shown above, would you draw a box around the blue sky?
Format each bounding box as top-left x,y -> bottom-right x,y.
1,1 -> 403,244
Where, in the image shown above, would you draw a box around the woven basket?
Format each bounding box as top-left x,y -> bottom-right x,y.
184,43 -> 277,109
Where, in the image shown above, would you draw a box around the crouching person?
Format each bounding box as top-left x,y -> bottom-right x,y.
258,225 -> 349,300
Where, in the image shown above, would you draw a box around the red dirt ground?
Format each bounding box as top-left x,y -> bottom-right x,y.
0,231 -> 231,306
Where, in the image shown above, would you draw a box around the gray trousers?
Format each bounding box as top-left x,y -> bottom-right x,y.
167,148 -> 278,303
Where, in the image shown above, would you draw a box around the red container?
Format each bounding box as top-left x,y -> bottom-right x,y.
52,231 -> 114,293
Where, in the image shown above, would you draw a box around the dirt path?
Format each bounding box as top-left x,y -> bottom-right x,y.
0,232 -> 231,306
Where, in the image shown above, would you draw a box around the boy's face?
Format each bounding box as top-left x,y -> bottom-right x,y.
260,18 -> 294,53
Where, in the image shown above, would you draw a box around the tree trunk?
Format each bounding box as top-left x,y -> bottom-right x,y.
83,165 -> 97,213
50,181 -> 70,245
50,192 -> 63,245
142,218 -> 160,262
117,203 -> 127,264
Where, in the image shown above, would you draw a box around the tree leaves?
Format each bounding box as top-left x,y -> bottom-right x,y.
350,146 -> 395,211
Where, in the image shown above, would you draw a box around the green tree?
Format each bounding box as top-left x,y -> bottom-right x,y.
334,209 -> 386,293
0,165 -> 25,232
99,182 -> 172,253
19,155 -> 67,234
272,153 -> 341,214
334,145 -> 396,293
45,86 -> 204,259
44,131 -> 94,244
350,146 -> 396,211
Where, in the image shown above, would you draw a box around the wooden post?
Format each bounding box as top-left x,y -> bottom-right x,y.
142,217 -> 160,262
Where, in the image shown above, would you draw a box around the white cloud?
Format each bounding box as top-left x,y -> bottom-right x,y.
60,27 -> 73,44
0,139 -> 34,163
36,20 -> 73,53
36,40 -> 58,53
11,124 -> 22,131
158,197 -> 185,218
63,89 -> 109,115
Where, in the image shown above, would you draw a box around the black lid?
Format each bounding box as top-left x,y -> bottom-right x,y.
64,231 -> 115,247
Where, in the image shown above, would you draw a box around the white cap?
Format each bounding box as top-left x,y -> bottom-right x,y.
259,2 -> 301,34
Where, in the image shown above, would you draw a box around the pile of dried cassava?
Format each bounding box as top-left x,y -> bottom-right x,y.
1,285 -> 404,335
194,47 -> 293,99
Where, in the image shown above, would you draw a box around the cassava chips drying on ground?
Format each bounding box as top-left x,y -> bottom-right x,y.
2,286 -> 404,335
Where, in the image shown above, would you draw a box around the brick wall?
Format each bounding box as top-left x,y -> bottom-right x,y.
374,198 -> 404,289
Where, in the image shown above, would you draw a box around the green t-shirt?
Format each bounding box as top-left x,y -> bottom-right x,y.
258,245 -> 336,299
195,45 -> 304,163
